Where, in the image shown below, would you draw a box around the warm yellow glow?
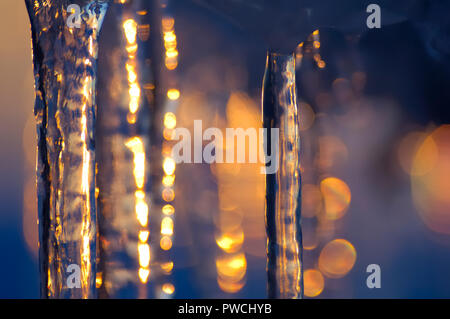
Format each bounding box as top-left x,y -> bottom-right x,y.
217,277 -> 245,293
129,99 -> 139,114
163,128 -> 175,141
162,188 -> 175,202
138,243 -> 150,268
136,199 -> 148,227
215,230 -> 244,253
139,230 -> 149,243
167,89 -> 180,101
128,82 -> 141,114
162,204 -> 175,216
161,217 -> 174,236
126,63 -> 137,83
320,177 -> 351,220
304,269 -> 324,297
80,76 -> 92,298
138,24 -> 150,42
164,31 -> 176,42
129,83 -> 140,98
125,137 -> 145,189
139,268 -> 150,283
162,283 -> 175,295
166,50 -> 179,58
160,236 -> 173,250
135,190 -> 145,199
127,113 -> 136,124
163,23 -> 179,71
216,253 -> 247,282
123,19 -> 138,44
165,57 -> 178,70
162,174 -> 175,187
319,239 -> 356,278
162,143 -> 172,157
95,272 -> 103,289
163,157 -> 176,175
161,262 -> 174,273
162,17 -> 175,31
164,112 -> 177,129
126,44 -> 138,55
165,40 -> 177,51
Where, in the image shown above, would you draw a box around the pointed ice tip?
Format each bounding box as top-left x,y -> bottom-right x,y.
83,0 -> 109,31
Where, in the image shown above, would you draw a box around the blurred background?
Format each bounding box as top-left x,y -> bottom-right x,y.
1,0 -> 450,298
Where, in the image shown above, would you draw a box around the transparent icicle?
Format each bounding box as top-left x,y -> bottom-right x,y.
262,52 -> 303,299
25,0 -> 109,298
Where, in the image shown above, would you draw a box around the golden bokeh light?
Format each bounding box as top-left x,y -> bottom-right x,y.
320,177 -> 351,220
123,19 -> 137,45
161,262 -> 174,273
138,230 -> 149,243
215,229 -> 244,253
411,125 -> 450,234
135,198 -> 148,227
304,269 -> 325,297
162,174 -> 175,187
125,137 -> 145,188
162,188 -> 175,202
216,253 -> 247,283
138,268 -> 150,284
163,128 -> 175,141
162,204 -> 175,216
138,243 -> 150,268
319,239 -> 356,278
162,17 -> 175,31
217,277 -> 245,294
167,89 -> 180,101
164,112 -> 177,129
160,236 -> 173,250
163,157 -> 176,175
95,272 -> 103,289
162,283 -> 175,295
161,217 -> 174,236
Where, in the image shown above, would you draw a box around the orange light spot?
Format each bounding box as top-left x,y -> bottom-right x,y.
319,239 -> 356,278
160,236 -> 173,250
320,177 -> 351,220
304,269 -> 325,297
